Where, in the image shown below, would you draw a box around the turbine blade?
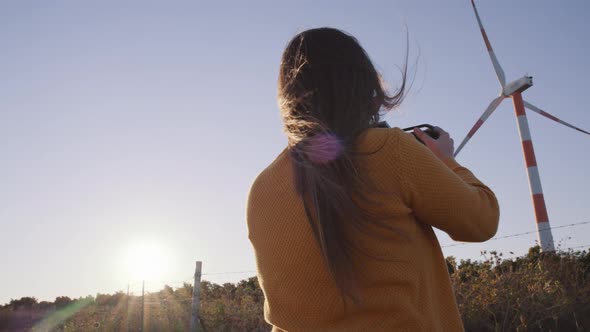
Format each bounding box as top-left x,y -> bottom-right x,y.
470,0 -> 507,88
524,100 -> 590,135
455,96 -> 505,156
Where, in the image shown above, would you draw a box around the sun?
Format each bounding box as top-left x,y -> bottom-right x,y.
124,241 -> 169,281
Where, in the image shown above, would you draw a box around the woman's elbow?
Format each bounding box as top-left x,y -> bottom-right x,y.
475,215 -> 499,241
450,209 -> 500,242
469,192 -> 500,241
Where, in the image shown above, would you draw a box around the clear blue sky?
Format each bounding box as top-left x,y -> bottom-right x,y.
1,0 -> 589,304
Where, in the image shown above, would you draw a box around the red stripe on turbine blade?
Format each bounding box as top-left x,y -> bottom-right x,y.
541,111 -> 560,122
522,141 -> 537,167
566,124 -> 590,135
537,109 -> 590,134
532,194 -> 549,223
481,29 -> 493,51
467,119 -> 484,137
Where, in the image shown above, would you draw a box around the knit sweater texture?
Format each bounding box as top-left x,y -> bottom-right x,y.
247,127 -> 500,331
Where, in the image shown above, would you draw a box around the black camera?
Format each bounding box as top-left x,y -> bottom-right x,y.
376,121 -> 439,144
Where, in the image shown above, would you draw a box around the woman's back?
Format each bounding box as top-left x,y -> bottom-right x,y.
247,127 -> 499,331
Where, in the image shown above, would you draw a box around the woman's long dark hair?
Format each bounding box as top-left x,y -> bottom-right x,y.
278,27 -> 408,303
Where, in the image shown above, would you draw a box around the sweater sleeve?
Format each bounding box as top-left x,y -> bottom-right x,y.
392,128 -> 500,242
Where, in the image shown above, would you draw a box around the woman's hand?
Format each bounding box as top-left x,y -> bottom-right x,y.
413,126 -> 455,162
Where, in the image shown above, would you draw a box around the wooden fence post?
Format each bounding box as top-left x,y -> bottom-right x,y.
190,261 -> 203,332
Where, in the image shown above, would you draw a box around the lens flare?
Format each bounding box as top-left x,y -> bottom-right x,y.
305,133 -> 343,164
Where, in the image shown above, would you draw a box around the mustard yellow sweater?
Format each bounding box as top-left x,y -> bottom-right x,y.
247,127 -> 500,331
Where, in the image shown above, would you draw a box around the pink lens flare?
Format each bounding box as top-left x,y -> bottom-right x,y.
305,133 -> 343,164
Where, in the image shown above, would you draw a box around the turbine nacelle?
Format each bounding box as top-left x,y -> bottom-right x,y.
460,0 -> 590,253
502,75 -> 533,97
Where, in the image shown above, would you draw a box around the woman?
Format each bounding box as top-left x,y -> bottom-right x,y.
247,27 -> 499,331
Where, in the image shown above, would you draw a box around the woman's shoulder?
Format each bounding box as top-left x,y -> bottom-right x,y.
356,126 -> 412,153
248,148 -> 291,198
246,148 -> 294,231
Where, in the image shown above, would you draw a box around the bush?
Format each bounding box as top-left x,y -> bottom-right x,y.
1,247 -> 588,331
452,247 -> 590,331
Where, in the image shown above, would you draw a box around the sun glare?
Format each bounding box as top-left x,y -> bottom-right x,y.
124,241 -> 169,281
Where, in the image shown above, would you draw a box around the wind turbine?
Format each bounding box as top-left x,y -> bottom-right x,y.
455,0 -> 590,252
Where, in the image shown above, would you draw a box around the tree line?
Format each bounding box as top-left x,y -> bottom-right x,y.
1,246 -> 589,331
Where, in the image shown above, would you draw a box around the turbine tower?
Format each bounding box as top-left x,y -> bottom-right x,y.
456,0 -> 590,252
